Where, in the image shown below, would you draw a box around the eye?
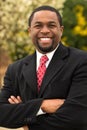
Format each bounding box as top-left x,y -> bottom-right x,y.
34,24 -> 42,29
49,24 -> 56,28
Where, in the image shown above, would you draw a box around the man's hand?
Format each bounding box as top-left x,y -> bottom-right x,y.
41,99 -> 65,113
8,96 -> 22,104
8,96 -> 28,130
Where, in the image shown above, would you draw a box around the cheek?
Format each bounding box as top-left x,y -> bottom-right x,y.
30,32 -> 36,41
30,30 -> 39,39
30,32 -> 38,44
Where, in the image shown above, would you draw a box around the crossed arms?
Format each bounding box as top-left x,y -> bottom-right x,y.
8,95 -> 65,130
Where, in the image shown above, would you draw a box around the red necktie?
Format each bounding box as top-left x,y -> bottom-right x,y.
37,55 -> 48,91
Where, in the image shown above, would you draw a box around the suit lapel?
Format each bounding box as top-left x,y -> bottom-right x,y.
22,53 -> 38,93
21,43 -> 69,97
39,43 -> 69,96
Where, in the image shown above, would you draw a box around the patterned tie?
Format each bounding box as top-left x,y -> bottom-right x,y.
37,55 -> 48,91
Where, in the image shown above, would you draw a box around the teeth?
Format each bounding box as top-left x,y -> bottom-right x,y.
40,38 -> 51,41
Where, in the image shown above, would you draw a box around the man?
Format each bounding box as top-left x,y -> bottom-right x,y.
0,5 -> 87,130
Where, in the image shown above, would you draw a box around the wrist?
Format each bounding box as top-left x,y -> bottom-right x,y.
41,100 -> 46,112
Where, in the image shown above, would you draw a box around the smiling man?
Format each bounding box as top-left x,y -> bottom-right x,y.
0,5 -> 87,130
29,9 -> 63,53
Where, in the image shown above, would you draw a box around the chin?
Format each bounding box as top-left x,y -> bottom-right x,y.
39,46 -> 53,53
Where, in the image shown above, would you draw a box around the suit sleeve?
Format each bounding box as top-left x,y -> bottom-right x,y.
0,64 -> 43,128
29,57 -> 87,130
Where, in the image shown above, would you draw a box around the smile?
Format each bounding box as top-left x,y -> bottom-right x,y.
39,38 -> 52,42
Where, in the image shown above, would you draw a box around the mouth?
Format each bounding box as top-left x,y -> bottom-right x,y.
39,37 -> 52,43
37,37 -> 54,53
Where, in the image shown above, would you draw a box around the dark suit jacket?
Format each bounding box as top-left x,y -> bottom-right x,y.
0,43 -> 87,130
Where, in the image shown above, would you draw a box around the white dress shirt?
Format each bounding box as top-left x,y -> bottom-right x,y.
36,44 -> 59,70
36,44 -> 59,115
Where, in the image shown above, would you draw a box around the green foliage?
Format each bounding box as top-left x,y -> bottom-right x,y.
62,0 -> 87,50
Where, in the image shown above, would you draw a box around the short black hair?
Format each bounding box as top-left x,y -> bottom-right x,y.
28,5 -> 62,26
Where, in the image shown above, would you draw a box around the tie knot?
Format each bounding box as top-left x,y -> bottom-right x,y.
40,55 -> 48,65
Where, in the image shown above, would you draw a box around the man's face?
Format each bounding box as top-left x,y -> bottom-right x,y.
28,10 -> 64,54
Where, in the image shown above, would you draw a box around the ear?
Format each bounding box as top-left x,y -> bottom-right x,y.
60,26 -> 64,37
28,26 -> 31,33
28,26 -> 31,37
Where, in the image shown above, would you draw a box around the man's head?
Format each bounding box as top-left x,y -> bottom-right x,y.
28,5 -> 64,54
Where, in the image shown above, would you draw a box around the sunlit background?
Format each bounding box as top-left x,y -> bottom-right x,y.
0,0 -> 87,88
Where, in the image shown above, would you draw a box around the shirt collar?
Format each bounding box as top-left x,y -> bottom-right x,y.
36,43 -> 59,60
36,44 -> 59,70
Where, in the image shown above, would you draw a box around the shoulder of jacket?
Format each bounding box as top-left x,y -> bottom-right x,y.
7,54 -> 34,75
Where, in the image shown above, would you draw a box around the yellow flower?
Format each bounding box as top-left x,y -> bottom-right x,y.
79,28 -> 87,36
74,5 -> 86,26
73,26 -> 81,34
76,13 -> 86,26
73,5 -> 87,36
73,26 -> 87,36
62,36 -> 67,42
74,5 -> 84,13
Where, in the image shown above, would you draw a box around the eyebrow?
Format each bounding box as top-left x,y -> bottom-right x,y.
34,21 -> 57,24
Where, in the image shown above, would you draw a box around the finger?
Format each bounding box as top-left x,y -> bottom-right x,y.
10,96 -> 20,103
17,96 -> 22,103
8,98 -> 15,104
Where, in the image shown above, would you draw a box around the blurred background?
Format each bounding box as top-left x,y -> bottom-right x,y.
0,0 -> 87,88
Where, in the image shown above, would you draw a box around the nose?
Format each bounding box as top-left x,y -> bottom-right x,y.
40,25 -> 50,34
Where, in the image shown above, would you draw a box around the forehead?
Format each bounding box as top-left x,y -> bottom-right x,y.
32,10 -> 58,23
